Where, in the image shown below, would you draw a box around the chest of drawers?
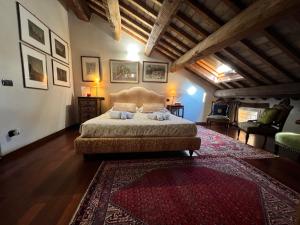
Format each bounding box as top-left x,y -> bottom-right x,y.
78,97 -> 104,123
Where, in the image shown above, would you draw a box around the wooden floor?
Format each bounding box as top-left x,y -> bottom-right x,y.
0,125 -> 300,225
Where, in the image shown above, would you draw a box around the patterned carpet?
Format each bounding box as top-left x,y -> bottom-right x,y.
196,126 -> 277,159
70,157 -> 299,225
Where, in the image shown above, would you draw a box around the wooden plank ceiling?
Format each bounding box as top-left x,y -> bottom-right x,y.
66,0 -> 300,98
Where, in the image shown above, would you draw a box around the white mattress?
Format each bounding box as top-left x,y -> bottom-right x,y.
80,112 -> 197,138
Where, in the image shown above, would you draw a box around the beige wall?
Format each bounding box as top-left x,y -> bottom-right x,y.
69,13 -> 216,123
0,0 -> 74,156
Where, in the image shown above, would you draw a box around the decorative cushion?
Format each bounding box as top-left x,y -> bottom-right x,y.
275,132 -> 300,151
257,108 -> 279,125
211,103 -> 229,116
140,103 -> 165,113
113,102 -> 137,113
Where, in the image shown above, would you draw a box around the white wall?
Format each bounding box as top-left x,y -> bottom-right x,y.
0,0 -> 74,156
68,13 -> 216,123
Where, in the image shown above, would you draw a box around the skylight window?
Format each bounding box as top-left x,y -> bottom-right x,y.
216,64 -> 234,73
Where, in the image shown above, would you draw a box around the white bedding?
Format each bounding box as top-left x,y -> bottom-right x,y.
80,111 -> 197,138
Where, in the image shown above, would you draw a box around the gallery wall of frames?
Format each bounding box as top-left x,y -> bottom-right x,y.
17,2 -> 70,90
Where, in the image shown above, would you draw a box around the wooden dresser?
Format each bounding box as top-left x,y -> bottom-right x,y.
78,97 -> 105,124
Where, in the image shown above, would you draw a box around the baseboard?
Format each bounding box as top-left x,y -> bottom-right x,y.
1,124 -> 78,161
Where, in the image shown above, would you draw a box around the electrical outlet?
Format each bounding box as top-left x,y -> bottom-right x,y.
1,79 -> 13,86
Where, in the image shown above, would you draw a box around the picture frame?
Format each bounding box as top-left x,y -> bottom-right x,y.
81,56 -> 101,82
142,61 -> 168,83
52,59 -> 70,87
17,3 -> 51,54
20,43 -> 48,90
110,60 -> 139,83
50,31 -> 69,64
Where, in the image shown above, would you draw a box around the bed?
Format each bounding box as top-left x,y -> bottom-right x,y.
74,87 -> 201,156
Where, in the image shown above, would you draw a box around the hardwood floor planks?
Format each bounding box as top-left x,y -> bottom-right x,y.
0,126 -> 299,225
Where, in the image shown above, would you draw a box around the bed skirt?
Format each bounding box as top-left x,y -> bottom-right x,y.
74,136 -> 201,154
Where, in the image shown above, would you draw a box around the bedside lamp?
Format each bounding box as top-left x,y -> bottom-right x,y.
170,90 -> 176,105
93,77 -> 100,96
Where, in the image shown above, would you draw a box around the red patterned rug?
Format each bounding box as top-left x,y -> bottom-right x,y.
196,126 -> 276,159
70,157 -> 299,225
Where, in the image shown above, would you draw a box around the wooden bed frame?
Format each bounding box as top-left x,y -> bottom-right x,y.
74,87 -> 201,156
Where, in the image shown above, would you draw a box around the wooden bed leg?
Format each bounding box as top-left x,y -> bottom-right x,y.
188,150 -> 193,157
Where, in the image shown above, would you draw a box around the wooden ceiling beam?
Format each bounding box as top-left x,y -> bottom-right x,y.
215,82 -> 300,98
121,26 -> 147,44
223,0 -> 300,66
185,66 -> 221,89
88,3 -> 108,21
168,23 -> 199,45
154,48 -> 175,61
121,20 -> 148,42
222,82 -> 234,89
187,0 -> 224,27
119,1 -> 154,28
155,46 -> 178,60
164,32 -> 191,51
214,53 -> 261,86
145,0 -> 182,56
120,11 -> 151,35
102,0 -> 122,41
150,0 -> 163,7
156,44 -> 179,59
175,12 -> 210,37
65,0 -> 91,21
128,0 -> 158,19
223,47 -> 277,84
240,39 -> 298,82
171,0 -> 300,71
262,28 -> 300,65
159,39 -> 185,56
231,81 -> 245,88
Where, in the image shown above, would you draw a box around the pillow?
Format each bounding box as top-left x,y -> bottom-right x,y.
257,108 -> 279,125
109,111 -> 134,119
113,102 -> 137,113
140,103 -> 165,113
273,104 -> 292,124
109,111 -> 121,119
211,103 -> 229,116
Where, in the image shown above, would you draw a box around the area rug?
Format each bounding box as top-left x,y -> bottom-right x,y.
70,157 -> 299,225
196,126 -> 277,159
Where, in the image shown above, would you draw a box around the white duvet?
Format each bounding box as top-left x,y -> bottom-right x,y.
80,111 -> 197,138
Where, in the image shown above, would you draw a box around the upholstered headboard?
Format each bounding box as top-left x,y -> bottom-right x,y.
109,87 -> 165,108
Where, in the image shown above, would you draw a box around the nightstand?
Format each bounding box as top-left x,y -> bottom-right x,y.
78,97 -> 104,124
167,104 -> 184,118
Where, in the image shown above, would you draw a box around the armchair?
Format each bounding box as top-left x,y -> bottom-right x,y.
237,99 -> 293,149
206,101 -> 230,128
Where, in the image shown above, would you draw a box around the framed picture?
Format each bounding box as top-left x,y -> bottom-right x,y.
52,60 -> 70,87
17,3 -> 51,54
20,43 -> 48,90
110,60 -> 139,83
142,61 -> 168,83
50,31 -> 69,64
81,56 -> 101,82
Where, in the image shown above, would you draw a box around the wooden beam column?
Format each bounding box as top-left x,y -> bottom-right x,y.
215,83 -> 300,98
171,0 -> 300,71
145,0 -> 182,56
102,0 -> 122,41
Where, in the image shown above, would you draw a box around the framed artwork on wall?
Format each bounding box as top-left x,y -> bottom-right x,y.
110,60 -> 139,83
17,3 -> 51,54
52,60 -> 70,87
20,43 -> 48,90
81,56 -> 101,82
142,61 -> 168,83
50,31 -> 69,64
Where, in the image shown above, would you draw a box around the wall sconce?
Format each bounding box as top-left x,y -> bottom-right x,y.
187,86 -> 197,95
126,43 -> 140,61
